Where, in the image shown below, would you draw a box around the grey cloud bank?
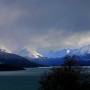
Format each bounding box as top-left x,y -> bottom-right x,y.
0,0 -> 89,51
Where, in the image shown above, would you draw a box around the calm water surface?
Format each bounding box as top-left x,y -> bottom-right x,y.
0,67 -> 50,90
0,66 -> 89,90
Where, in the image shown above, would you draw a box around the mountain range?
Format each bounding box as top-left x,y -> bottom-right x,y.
15,45 -> 90,66
0,45 -> 90,68
15,45 -> 90,58
0,49 -> 43,68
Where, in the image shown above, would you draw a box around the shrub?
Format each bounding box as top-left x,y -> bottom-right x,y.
39,55 -> 90,90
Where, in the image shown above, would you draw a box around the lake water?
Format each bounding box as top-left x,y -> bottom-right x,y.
0,67 -> 50,90
0,66 -> 89,90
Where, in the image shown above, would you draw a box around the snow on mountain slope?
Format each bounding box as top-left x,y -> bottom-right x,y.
14,45 -> 90,59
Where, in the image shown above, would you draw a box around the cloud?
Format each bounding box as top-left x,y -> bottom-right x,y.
0,0 -> 89,51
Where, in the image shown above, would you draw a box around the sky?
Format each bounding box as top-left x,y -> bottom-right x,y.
0,0 -> 90,52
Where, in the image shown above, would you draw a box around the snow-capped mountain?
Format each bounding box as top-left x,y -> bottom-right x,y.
77,45 -> 90,55
0,49 -> 42,67
1,45 -> 90,67
69,45 -> 90,56
15,48 -> 72,58
14,48 -> 34,58
39,49 -> 72,58
14,45 -> 90,59
13,45 -> 90,66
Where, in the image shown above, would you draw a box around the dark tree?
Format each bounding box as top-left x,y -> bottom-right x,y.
39,55 -> 81,90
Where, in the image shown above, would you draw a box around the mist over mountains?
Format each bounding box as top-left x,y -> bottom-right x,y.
0,45 -> 90,68
0,49 -> 43,68
12,45 -> 90,66
15,45 -> 90,58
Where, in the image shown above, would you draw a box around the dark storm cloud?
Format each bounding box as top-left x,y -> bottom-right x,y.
15,0 -> 90,31
0,0 -> 89,51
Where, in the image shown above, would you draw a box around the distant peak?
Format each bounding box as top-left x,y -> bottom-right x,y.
0,46 -> 12,53
27,48 -> 44,58
66,49 -> 71,54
